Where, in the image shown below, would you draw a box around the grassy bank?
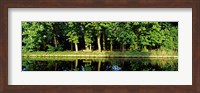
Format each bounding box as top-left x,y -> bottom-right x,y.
22,50 -> 178,58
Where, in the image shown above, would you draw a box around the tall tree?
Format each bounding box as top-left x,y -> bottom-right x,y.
65,22 -> 81,52
105,22 -> 118,51
84,22 -> 94,51
85,22 -> 102,52
116,23 -> 135,52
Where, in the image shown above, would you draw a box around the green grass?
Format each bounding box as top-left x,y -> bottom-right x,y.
22,50 -> 178,58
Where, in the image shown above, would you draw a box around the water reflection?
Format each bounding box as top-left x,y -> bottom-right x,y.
22,58 -> 178,71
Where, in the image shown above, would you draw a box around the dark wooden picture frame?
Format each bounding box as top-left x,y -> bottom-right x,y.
0,0 -> 199,93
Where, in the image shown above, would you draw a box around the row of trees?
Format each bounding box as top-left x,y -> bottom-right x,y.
22,22 -> 178,52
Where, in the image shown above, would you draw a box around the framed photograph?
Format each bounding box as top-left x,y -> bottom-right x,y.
0,0 -> 199,93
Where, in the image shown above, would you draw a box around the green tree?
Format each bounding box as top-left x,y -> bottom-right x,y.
160,22 -> 178,50
104,22 -> 118,51
115,23 -> 135,52
83,22 -> 95,51
65,22 -> 81,52
22,22 -> 45,52
85,22 -> 103,52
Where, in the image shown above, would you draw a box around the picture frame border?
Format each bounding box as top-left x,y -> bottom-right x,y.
0,0 -> 199,93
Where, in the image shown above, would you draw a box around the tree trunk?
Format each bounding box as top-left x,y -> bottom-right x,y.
89,44 -> 92,51
103,32 -> 106,50
122,42 -> 125,52
97,31 -> 101,52
43,42 -> 46,51
120,43 -> 122,51
75,43 -> 78,52
85,45 -> 89,50
53,34 -> 57,48
110,39 -> 113,51
71,43 -> 73,50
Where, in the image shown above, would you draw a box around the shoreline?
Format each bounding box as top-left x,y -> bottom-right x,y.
22,55 -> 178,58
22,51 -> 178,58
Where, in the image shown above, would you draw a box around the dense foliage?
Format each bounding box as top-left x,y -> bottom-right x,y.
22,22 -> 178,52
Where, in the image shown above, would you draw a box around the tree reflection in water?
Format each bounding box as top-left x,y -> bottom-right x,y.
22,58 -> 178,71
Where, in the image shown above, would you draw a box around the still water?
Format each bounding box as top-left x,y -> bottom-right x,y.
22,58 -> 178,71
